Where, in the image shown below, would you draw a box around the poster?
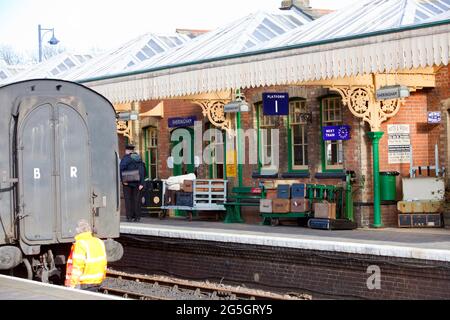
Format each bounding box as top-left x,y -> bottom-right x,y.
388,124 -> 411,164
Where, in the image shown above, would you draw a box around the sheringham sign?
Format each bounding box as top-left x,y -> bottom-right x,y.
376,85 -> 410,100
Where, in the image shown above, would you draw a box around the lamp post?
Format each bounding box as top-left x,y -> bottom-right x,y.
38,24 -> 60,62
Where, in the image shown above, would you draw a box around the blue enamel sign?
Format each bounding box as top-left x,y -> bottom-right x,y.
428,112 -> 441,124
322,125 -> 351,141
168,116 -> 197,128
263,93 -> 289,116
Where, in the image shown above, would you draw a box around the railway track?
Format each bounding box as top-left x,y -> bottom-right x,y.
101,269 -> 311,300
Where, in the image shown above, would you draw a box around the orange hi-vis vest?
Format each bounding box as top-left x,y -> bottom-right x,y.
65,232 -> 107,288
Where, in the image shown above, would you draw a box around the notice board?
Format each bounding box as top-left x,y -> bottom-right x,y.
388,124 -> 411,164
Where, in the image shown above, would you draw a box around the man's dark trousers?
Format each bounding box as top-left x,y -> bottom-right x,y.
123,185 -> 142,221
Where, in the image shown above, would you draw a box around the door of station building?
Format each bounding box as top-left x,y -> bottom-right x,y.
170,127 -> 195,176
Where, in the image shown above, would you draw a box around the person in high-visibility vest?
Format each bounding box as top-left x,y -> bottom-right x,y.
65,219 -> 107,292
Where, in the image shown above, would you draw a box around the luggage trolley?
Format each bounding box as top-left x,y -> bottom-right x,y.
160,179 -> 228,220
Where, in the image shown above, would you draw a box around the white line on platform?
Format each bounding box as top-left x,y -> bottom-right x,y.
120,224 -> 450,263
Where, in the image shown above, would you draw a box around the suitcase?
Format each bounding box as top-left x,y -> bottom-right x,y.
182,180 -> 194,193
272,199 -> 290,213
313,201 -> 336,219
164,190 -> 177,206
175,192 -> 194,207
291,198 -> 310,213
277,184 -> 290,199
143,180 -> 163,208
260,199 -> 273,213
308,218 -> 357,230
291,184 -> 305,198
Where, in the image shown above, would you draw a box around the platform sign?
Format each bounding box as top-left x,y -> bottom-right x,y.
322,125 -> 351,141
388,124 -> 410,164
168,116 -> 197,128
263,93 -> 289,116
428,112 -> 441,124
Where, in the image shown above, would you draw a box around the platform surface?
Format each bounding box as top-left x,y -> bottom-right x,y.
0,274 -> 123,300
120,217 -> 450,262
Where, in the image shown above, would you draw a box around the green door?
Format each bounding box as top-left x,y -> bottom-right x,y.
171,127 -> 195,176
170,127 -> 195,217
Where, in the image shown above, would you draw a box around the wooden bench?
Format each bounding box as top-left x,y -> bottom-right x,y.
224,186 -> 266,223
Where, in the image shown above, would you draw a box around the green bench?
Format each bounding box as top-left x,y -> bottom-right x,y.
224,186 -> 266,223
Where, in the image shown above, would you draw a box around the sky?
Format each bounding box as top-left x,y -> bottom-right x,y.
0,0 -> 360,58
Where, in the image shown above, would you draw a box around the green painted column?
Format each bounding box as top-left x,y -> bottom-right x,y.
236,111 -> 243,188
367,131 -> 384,228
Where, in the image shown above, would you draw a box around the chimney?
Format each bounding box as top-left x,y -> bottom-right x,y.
280,0 -> 311,9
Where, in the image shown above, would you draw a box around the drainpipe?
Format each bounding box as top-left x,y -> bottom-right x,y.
367,131 -> 384,228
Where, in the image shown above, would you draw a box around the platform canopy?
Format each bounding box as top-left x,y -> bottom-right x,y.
1,53 -> 94,85
79,0 -> 450,103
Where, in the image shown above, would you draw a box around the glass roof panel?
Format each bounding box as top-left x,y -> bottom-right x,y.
416,10 -> 430,20
127,61 -> 135,67
160,36 -> 176,48
422,2 -> 444,14
51,68 -> 59,75
171,37 -> 183,45
253,30 -> 270,42
57,63 -> 68,72
262,18 -> 285,35
256,24 -> 277,39
148,39 -> 164,53
136,52 -> 148,61
0,71 -> 7,80
433,1 -> 450,10
64,58 -> 76,68
142,45 -> 155,59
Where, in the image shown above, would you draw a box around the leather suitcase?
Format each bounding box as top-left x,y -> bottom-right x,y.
313,201 -> 336,219
272,199 -> 290,213
291,198 -> 310,212
182,180 -> 194,193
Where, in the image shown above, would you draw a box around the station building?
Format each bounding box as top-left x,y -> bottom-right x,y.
4,0 -> 450,228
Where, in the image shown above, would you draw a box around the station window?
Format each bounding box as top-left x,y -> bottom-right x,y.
289,99 -> 308,171
257,103 -> 277,169
321,97 -> 344,171
143,127 -> 158,179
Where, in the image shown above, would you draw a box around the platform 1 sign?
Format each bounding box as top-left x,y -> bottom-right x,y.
322,125 -> 351,141
263,93 -> 289,116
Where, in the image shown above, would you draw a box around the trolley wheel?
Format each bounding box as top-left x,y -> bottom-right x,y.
271,218 -> 280,226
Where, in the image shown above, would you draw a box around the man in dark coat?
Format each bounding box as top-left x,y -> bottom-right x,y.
120,145 -> 146,222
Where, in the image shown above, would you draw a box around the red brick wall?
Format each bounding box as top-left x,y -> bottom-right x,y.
114,235 -> 450,300
139,99 -> 205,180
132,70 -> 450,227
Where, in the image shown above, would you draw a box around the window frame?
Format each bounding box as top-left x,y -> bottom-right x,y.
143,126 -> 158,179
256,102 -> 277,171
320,95 -> 345,172
287,98 -> 309,172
